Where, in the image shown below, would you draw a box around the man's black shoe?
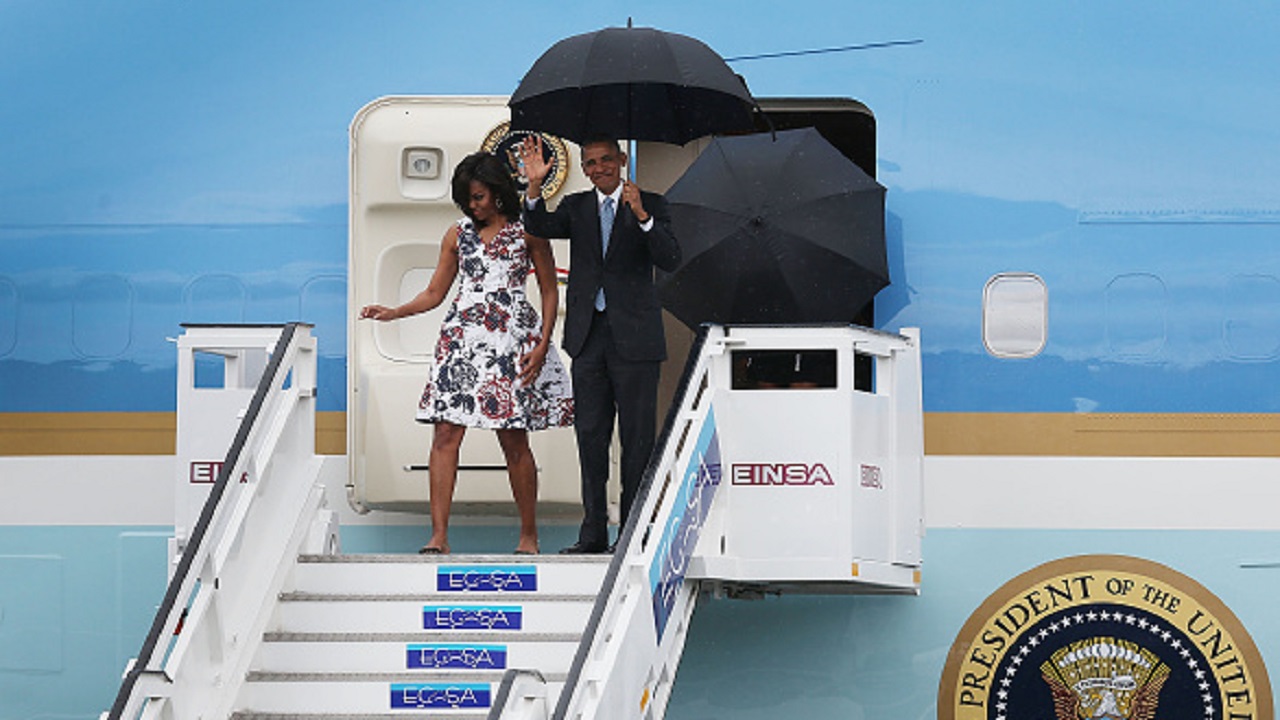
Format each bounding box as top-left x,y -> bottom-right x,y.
559,541 -> 609,554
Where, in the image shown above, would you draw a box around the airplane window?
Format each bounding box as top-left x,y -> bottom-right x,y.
1105,273 -> 1166,358
301,276 -> 347,406
1224,273 -> 1280,360
184,274 -> 247,325
72,274 -> 133,358
983,273 -> 1047,358
0,278 -> 15,357
369,242 -> 445,363
301,276 -> 348,357
397,267 -> 438,359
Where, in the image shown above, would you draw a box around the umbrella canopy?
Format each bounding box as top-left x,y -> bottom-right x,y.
659,127 -> 888,327
509,26 -> 757,145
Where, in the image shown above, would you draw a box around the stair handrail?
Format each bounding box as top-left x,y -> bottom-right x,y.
490,668 -> 551,720
491,327 -> 713,720
545,325 -> 716,720
502,323 -> 923,720
106,322 -> 320,720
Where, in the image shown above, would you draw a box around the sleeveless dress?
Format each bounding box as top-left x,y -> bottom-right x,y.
416,218 -> 574,430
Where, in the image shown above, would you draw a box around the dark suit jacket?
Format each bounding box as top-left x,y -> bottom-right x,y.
525,189 -> 681,362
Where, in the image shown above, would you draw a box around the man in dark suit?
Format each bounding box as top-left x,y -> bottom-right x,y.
520,136 -> 681,553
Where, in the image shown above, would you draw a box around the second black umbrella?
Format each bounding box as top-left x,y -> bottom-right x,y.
659,127 -> 889,327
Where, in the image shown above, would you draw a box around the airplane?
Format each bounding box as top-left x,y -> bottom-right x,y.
1,2 -> 1278,719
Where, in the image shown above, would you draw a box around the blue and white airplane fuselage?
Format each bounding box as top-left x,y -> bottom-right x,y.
1,3 -> 1278,719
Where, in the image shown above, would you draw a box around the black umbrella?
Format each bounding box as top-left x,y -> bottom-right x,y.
659,127 -> 888,327
509,25 -> 757,145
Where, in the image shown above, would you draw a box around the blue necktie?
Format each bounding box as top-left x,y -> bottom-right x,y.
595,197 -> 614,310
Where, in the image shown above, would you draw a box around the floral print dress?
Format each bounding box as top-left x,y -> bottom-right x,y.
416,218 -> 573,430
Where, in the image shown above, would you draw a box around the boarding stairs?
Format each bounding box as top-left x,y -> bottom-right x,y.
236,552 -> 608,718
108,321 -> 923,720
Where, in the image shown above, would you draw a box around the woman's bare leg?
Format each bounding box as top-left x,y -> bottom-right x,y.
426,422 -> 466,552
496,428 -> 539,553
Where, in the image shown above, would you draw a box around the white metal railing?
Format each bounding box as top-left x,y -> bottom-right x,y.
490,669 -> 551,720
106,323 -> 333,720
492,322 -> 923,720
490,325 -> 723,720
560,330 -> 719,720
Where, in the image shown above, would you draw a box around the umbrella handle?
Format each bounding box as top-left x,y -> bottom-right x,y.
628,17 -> 636,179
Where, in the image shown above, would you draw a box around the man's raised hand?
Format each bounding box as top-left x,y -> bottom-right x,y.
519,136 -> 549,198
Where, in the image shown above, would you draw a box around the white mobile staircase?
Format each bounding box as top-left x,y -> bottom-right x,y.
238,553 -> 609,718
108,321 -> 923,720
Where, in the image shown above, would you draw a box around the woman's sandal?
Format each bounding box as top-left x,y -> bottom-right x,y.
418,545 -> 447,555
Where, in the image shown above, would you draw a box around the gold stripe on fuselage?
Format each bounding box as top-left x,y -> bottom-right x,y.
0,412 -> 347,456
3,412 -> 1279,457
924,412 -> 1280,456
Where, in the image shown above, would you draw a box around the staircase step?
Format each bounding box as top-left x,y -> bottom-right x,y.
253,634 -> 580,673
292,554 -> 610,596
237,675 -> 565,714
229,554 -> 598,717
272,595 -> 597,634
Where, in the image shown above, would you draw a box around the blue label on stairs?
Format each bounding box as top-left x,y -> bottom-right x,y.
437,565 -> 537,592
649,408 -> 722,641
422,605 -> 523,630
391,682 -> 491,709
407,643 -> 507,669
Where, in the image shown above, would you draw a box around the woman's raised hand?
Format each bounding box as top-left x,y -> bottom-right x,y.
359,304 -> 398,321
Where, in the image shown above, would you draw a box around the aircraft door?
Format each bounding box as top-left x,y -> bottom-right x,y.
348,96 -> 582,514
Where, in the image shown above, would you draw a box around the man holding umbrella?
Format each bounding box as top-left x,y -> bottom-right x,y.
520,136 -> 681,554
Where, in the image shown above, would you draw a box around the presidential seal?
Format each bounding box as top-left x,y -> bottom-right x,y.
481,121 -> 568,199
939,555 -> 1271,720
